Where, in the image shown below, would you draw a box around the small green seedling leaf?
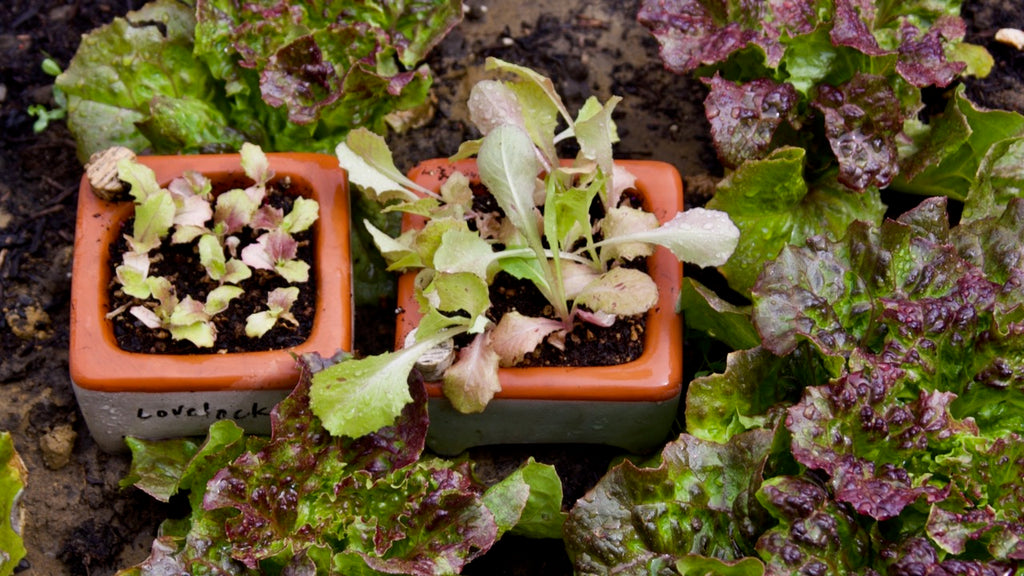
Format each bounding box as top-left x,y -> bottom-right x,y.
310,336 -> 449,437
240,141 -> 272,187
115,252 -> 152,299
281,196 -> 319,234
129,189 -> 175,253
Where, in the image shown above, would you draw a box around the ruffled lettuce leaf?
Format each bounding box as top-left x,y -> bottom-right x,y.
636,0 -> 822,74
639,0 -> 973,193
193,0 -> 459,129
894,86 -> 1024,203
754,475 -> 874,574
685,345 -> 830,445
56,0 -> 245,162
707,147 -> 885,296
564,430 -> 775,575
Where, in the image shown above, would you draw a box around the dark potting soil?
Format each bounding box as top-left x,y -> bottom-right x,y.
106,179 -> 317,354
487,272 -> 646,367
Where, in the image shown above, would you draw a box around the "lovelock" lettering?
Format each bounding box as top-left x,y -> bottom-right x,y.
135,402 -> 271,421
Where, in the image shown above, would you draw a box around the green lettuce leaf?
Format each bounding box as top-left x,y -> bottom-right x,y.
685,345 -> 830,445
57,0 -> 240,162
707,147 -> 885,296
678,277 -> 758,351
564,430 -> 775,574
894,87 -> 1024,202
482,458 -> 566,540
0,432 -> 26,576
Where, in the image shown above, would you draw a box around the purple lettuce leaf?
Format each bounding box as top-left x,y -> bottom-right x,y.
334,461 -> 498,575
753,197 -> 1003,361
812,73 -> 903,190
119,353 -> 562,574
878,537 -> 1018,576
754,197 -> 1024,433
636,0 -> 820,74
784,361 -> 962,520
830,0 -> 887,56
194,0 -> 460,127
564,430 -> 776,574
752,198 -> 1024,560
754,475 -> 874,575
895,16 -> 967,88
704,74 -> 800,168
639,0 -> 978,198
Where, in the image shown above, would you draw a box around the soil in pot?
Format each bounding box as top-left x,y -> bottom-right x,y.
486,271 -> 645,367
106,178 -> 318,355
452,182 -> 649,369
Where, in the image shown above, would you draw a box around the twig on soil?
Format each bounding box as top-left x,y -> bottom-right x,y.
25,203 -> 65,221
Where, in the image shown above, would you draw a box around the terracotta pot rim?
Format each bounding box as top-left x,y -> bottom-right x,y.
395,158 -> 684,403
69,152 -> 353,393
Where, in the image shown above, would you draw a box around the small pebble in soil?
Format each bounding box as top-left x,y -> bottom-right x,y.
995,28 -> 1024,50
40,424 -> 76,470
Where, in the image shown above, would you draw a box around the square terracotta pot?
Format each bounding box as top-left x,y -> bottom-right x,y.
395,159 -> 684,454
70,152 -> 352,452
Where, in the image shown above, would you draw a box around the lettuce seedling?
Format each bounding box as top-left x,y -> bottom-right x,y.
109,143 -> 320,348
129,278 -> 243,348
245,286 -> 299,338
314,58 -> 739,437
240,196 -> 319,283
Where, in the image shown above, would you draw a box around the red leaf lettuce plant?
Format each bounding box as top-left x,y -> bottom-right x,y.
109,143 -> 318,348
314,58 -> 740,436
116,354 -> 564,575
564,170 -> 1024,573
559,2 -> 1024,573
638,0 -> 1010,295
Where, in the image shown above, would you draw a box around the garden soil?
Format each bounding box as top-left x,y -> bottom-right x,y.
1,1 -> 1021,575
